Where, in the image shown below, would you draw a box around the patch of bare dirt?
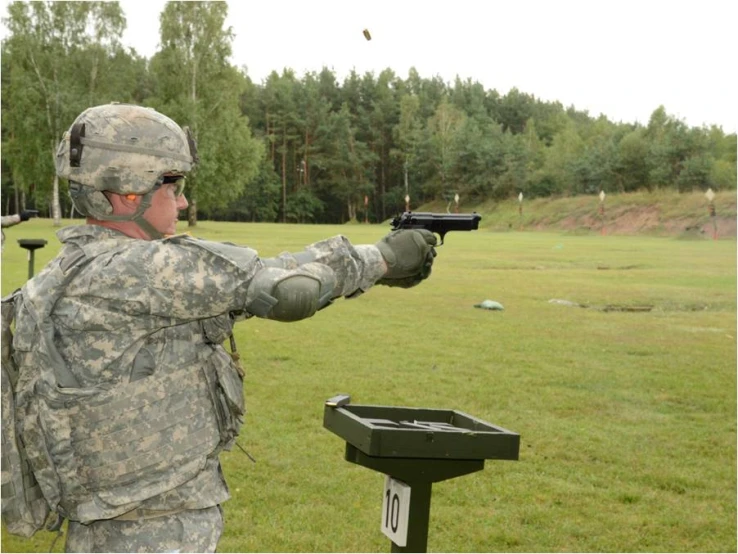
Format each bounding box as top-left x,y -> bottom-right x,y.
606,207 -> 661,234
540,207 -> 735,238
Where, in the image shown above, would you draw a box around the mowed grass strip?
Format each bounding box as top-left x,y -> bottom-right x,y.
1,219 -> 735,553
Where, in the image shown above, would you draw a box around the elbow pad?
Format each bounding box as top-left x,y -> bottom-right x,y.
247,268 -> 335,322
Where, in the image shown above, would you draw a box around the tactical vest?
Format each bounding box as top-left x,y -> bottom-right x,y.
7,239 -> 244,527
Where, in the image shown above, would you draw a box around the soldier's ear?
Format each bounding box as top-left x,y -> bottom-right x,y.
107,191 -> 140,214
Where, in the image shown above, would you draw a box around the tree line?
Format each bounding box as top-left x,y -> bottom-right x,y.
2,1 -> 736,226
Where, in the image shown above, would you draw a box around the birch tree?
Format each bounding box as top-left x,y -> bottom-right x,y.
151,1 -> 262,226
2,1 -> 126,223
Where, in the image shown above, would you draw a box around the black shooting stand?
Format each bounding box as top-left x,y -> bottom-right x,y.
323,395 -> 519,553
17,239 -> 47,279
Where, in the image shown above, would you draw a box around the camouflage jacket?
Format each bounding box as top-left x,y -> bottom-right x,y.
11,224 -> 387,522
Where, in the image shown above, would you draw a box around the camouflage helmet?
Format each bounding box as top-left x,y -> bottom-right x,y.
55,102 -> 198,196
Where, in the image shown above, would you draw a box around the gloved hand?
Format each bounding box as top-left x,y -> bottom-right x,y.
19,210 -> 38,222
375,229 -> 437,288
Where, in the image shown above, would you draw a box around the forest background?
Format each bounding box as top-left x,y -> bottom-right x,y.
1,1 -> 736,229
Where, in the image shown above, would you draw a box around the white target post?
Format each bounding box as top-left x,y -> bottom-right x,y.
705,188 -> 717,239
518,192 -> 524,228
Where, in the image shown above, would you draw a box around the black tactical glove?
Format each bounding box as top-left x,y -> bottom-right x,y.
19,210 -> 38,222
375,229 -> 437,288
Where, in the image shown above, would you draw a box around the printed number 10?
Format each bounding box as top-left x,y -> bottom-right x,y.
381,476 -> 410,546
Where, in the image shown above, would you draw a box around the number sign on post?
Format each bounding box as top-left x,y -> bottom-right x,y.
381,475 -> 411,547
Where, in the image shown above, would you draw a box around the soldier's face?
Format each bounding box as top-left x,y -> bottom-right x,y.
143,182 -> 189,237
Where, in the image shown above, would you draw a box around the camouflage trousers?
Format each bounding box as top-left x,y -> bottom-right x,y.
64,506 -> 223,553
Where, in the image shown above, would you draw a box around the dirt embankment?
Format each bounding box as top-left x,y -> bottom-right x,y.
555,207 -> 736,238
489,191 -> 738,239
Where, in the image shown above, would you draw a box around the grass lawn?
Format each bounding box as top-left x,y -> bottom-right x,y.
1,218 -> 735,552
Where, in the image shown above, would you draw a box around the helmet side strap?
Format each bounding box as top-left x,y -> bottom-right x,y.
69,123 -> 86,167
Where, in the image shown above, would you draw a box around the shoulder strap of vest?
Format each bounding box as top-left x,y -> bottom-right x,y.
22,246 -> 94,389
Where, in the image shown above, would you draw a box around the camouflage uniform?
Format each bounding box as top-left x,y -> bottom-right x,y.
12,223 -> 387,552
65,506 -> 224,553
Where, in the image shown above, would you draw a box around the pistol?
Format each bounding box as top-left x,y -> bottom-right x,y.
390,211 -> 482,245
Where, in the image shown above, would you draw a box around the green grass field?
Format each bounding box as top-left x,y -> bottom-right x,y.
1,218 -> 736,553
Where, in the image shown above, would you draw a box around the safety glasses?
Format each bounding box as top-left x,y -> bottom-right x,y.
159,174 -> 186,197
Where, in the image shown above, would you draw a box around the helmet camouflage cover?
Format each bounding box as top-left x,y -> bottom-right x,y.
56,103 -> 197,196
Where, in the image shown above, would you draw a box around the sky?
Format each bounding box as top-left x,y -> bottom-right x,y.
2,0 -> 736,133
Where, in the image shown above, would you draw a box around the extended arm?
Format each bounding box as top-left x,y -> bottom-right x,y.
58,229 -> 434,325
1,211 -> 38,228
1,214 -> 21,228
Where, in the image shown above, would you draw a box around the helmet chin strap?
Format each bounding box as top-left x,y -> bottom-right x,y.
126,190 -> 165,240
85,188 -> 164,240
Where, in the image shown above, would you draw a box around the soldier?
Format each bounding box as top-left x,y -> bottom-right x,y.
4,103 -> 436,553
